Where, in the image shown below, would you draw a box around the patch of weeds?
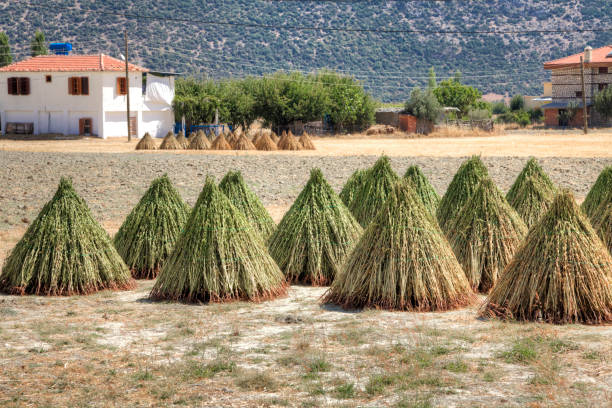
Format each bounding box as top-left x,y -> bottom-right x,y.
366,374 -> 396,395
547,338 -> 579,353
404,348 -> 434,368
407,376 -> 444,389
482,371 -> 497,382
277,355 -> 301,367
235,370 -> 278,391
430,345 -> 451,356
65,311 -> 76,317
308,383 -> 325,396
259,398 -> 290,407
0,307 -> 18,316
333,382 -> 355,399
443,359 -> 468,373
396,394 -> 433,408
133,369 -> 154,381
151,387 -> 174,401
182,359 -> 236,379
528,358 -> 560,386
308,357 -> 331,374
330,327 -> 373,346
582,350 -> 604,361
499,338 -> 538,364
28,347 -> 48,354
570,382 -> 589,393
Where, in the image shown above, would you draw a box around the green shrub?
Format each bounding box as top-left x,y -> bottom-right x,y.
510,94 -> 525,111
404,88 -> 442,122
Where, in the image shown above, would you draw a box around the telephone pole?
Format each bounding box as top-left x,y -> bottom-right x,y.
125,30 -> 131,142
580,56 -> 588,134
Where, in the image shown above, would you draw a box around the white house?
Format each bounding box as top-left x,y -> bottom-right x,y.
0,54 -> 175,138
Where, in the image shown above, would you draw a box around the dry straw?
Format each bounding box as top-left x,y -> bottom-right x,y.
135,132 -> 157,150
234,134 -> 257,150
299,132 -> 316,150
437,156 -> 489,233
482,190 -> 612,324
324,180 -> 474,311
175,131 -> 189,149
447,178 -> 527,293
508,175 -> 556,228
582,166 -> 612,220
150,176 -> 286,303
339,169 -> 368,208
189,130 -> 211,150
255,132 -> 278,151
404,165 -> 440,218
219,171 -> 276,240
349,155 -> 400,227
592,190 -> 612,256
270,132 -> 280,143
113,175 -> 190,279
159,131 -> 182,150
268,169 -> 363,285
506,158 -> 556,205
278,131 -> 302,151
0,178 -> 134,295
211,133 -> 232,150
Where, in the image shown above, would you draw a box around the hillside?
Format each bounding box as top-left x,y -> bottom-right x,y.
1,0 -> 611,101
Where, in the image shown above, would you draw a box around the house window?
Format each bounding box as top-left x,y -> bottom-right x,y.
7,77 -> 30,95
79,118 -> 92,135
575,91 -> 583,98
599,67 -> 609,74
45,75 -> 52,83
599,83 -> 609,91
116,77 -> 127,95
68,77 -> 89,95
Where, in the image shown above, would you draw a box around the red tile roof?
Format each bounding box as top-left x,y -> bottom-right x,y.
544,45 -> 612,69
0,54 -> 148,72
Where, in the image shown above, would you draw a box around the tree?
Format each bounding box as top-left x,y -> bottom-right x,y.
594,87 -> 612,122
433,77 -> 482,116
491,101 -> 509,114
0,32 -> 12,67
404,88 -> 442,123
31,30 -> 48,57
427,67 -> 437,90
510,94 -> 525,111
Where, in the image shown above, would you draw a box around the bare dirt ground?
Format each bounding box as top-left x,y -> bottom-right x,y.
0,128 -> 611,157
0,134 -> 611,407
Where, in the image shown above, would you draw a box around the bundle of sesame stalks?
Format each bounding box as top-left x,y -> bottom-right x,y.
277,131 -> 302,151
506,158 -> 556,205
437,156 -> 489,233
159,131 -> 182,150
482,190 -> 612,324
175,131 -> 189,149
113,175 -> 191,279
135,132 -> 157,150
254,132 -> 278,151
188,130 -> 211,150
582,166 -> 612,220
233,134 -> 257,150
339,169 -> 367,208
507,175 -> 556,228
150,176 -> 286,303
592,190 -> 612,256
324,180 -> 474,311
219,171 -> 276,240
447,178 -> 527,293
211,133 -> 232,150
349,155 -> 400,227
299,132 -> 316,150
0,178 -> 134,295
404,165 -> 440,218
268,168 -> 363,285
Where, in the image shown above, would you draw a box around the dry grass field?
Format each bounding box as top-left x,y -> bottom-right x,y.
0,131 -> 611,407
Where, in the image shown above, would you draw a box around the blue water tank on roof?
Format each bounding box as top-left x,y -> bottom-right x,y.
49,43 -> 73,55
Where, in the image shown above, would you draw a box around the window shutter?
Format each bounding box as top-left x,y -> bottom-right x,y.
7,78 -> 16,95
19,78 -> 30,95
79,118 -> 85,135
81,77 -> 89,95
68,77 -> 74,95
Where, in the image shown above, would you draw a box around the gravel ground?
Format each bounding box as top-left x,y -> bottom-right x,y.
0,151 -> 611,230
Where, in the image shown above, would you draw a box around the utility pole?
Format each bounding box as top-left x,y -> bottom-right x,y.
124,30 -> 131,142
580,56 -> 588,134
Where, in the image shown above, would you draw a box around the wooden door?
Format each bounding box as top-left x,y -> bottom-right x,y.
129,116 -> 137,137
